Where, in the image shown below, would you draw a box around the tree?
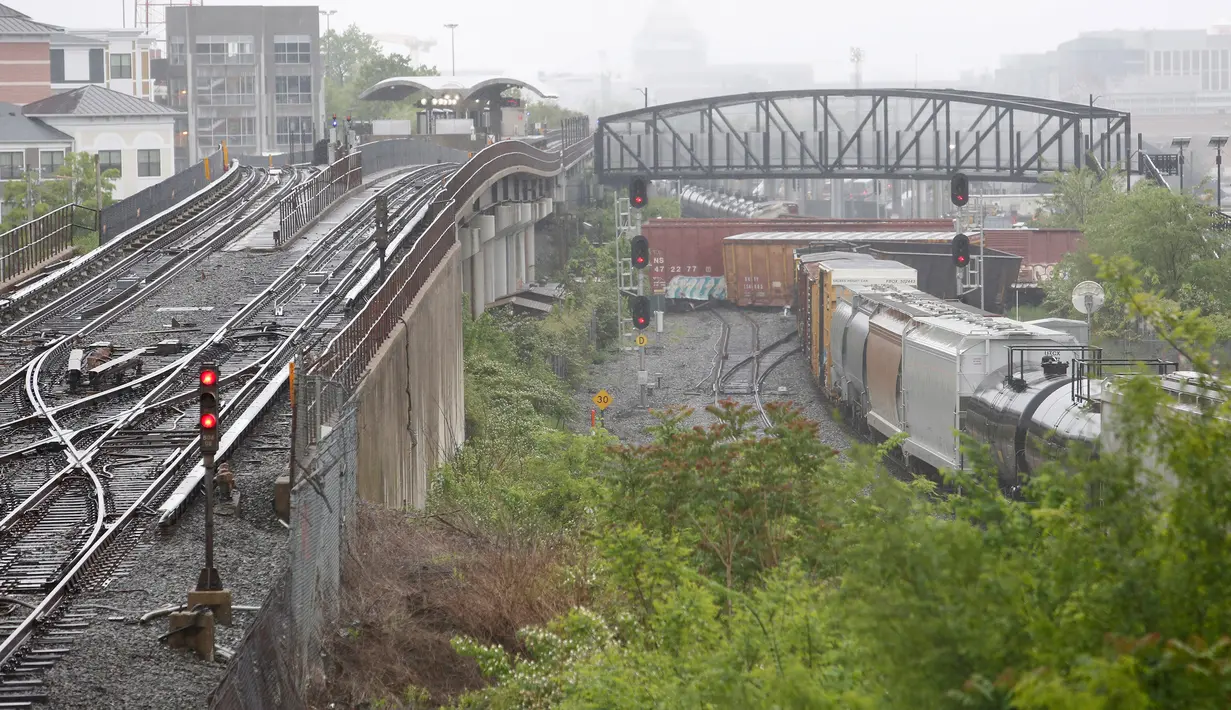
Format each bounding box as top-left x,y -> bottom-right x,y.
321,24 -> 383,86
0,151 -> 117,231
1038,169 -> 1228,337
524,102 -> 584,130
321,25 -> 439,121
1037,167 -> 1121,228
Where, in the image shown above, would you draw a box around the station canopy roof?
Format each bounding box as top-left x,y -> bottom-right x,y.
358,74 -> 558,104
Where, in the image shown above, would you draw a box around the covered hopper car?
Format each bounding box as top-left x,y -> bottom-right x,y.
797,252 -> 1202,485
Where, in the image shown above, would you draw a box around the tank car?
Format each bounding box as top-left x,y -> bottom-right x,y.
965,351 -> 1102,488
818,276 -> 1084,479
798,248 -> 1223,487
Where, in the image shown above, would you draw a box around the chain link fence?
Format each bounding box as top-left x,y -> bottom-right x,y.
209,369 -> 359,710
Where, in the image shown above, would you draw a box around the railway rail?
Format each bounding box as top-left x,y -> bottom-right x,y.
0,162 -> 250,329
689,306 -> 797,428
0,162 -> 454,705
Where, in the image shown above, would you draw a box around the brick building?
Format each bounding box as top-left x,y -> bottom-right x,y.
0,3 -> 57,104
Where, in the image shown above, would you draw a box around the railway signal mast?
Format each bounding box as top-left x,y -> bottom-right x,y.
950,173 -> 985,309
166,362 -> 232,661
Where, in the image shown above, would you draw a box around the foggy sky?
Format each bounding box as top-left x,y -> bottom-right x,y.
24,0 -> 1231,83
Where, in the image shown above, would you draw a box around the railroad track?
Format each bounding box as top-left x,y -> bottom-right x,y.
0,165 -> 306,383
0,167 -> 306,460
0,161 -> 253,331
690,307 -> 797,428
0,164 -> 454,704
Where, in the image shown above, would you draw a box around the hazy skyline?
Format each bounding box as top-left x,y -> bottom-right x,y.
24,0 -> 1231,84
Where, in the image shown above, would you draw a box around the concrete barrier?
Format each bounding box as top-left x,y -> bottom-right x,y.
353,245 -> 464,509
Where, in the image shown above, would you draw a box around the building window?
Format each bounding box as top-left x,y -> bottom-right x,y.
110,53 -> 133,79
274,35 -> 311,64
137,149 -> 161,177
196,116 -> 257,149
275,75 -> 312,104
40,151 -> 64,178
170,36 -> 185,66
98,150 -> 122,176
194,35 -> 254,65
195,75 -> 256,106
275,116 -> 313,146
0,152 -> 22,180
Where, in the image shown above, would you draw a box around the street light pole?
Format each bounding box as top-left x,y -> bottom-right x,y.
319,9 -> 335,34
1210,136 -> 1228,211
443,23 -> 458,76
634,87 -> 647,108
1171,137 -> 1191,192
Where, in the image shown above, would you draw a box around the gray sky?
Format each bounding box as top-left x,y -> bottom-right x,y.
25,0 -> 1231,82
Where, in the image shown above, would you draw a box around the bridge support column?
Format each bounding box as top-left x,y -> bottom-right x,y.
524,222 -> 536,284
513,231 -> 525,290
477,214 -> 496,314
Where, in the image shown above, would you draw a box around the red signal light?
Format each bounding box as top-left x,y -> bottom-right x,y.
200,413 -> 217,429
957,256 -> 966,264
635,255 -> 645,265
200,369 -> 217,387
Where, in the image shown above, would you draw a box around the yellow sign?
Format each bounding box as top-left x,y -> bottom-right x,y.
635,334 -> 649,347
592,389 -> 612,410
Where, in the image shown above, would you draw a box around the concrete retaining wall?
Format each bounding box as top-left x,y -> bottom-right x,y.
354,244 -> 465,509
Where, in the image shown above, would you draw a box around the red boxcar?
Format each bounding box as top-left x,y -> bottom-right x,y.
978,229 -> 1083,284
641,218 -> 954,296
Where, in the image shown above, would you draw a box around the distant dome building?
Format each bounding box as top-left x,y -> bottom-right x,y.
631,3 -> 707,78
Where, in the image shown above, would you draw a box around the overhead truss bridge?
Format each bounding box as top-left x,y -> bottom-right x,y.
594,89 -> 1132,184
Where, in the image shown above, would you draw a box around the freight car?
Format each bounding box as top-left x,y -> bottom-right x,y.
796,253 -> 1122,483
796,257 -> 1224,487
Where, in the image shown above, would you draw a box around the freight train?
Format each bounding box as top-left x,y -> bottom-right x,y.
795,250 -> 1213,486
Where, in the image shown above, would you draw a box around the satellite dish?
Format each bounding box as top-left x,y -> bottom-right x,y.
1071,280 -> 1105,315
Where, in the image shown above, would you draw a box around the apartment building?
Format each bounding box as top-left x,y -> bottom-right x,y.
166,5 -> 324,164
0,3 -> 58,104
50,29 -> 157,101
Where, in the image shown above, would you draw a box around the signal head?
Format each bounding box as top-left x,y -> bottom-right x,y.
200,369 -> 217,387
200,412 -> 218,429
950,173 -> 970,208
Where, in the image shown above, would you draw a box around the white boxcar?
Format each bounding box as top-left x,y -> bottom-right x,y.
900,313 -> 1079,472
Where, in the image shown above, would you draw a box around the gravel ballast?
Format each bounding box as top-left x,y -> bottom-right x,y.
574,306 -> 850,450
40,400 -> 293,710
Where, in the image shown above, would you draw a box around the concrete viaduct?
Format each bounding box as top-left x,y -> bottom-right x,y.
307,135 -> 592,509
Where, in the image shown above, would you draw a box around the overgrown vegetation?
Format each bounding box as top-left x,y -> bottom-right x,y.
326,176 -> 1231,708
1037,168 -> 1231,340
